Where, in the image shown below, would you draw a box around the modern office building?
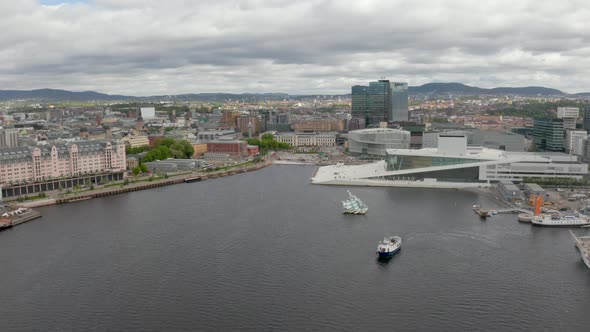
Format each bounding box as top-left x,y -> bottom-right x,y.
533,118 -> 564,152
565,129 -> 587,155
312,136 -> 587,188
557,107 -> 579,130
0,129 -> 19,148
352,79 -> 408,127
390,82 -> 409,122
348,128 -> 410,158
583,107 -> 590,132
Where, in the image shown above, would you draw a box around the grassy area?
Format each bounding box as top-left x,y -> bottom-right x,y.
205,161 -> 255,172
16,193 -> 49,202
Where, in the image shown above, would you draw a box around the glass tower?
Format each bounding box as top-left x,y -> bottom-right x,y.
351,80 -> 392,127
391,82 -> 409,122
533,118 -> 564,152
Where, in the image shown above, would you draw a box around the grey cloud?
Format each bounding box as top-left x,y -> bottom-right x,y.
0,0 -> 589,95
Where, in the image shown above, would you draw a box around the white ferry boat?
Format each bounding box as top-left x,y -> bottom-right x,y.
531,214 -> 590,227
377,236 -> 402,259
570,231 -> 590,269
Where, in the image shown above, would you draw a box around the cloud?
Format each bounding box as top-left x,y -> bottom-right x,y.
0,0 -> 589,95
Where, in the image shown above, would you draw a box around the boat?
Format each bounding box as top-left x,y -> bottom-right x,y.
473,205 -> 491,218
531,214 -> 590,227
569,231 -> 590,269
342,190 -> 368,214
517,213 -> 534,223
377,236 -> 402,259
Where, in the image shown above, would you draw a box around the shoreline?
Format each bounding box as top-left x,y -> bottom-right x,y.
16,161 -> 273,208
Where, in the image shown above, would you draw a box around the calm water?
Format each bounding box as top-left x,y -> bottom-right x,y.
1,165 -> 589,331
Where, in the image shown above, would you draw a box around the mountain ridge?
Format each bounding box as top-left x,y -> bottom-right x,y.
0,84 -> 587,102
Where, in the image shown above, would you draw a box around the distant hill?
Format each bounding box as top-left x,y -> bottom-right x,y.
0,89 -> 290,102
409,83 -> 567,96
0,88 -> 133,101
0,84 -> 587,102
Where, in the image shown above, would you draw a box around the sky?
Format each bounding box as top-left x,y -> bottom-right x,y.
1,0 -> 589,96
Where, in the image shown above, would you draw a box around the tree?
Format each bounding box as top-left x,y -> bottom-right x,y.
132,167 -> 141,175
140,164 -> 148,173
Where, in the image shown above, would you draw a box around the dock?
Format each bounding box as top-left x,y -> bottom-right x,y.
0,208 -> 42,232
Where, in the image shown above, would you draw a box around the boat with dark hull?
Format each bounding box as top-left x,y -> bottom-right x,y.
376,236 -> 402,259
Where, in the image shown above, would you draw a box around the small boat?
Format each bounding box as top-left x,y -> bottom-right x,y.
473,205 -> 491,218
376,236 -> 402,259
342,190 -> 368,215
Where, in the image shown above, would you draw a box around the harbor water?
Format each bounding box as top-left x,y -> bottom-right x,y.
0,165 -> 589,331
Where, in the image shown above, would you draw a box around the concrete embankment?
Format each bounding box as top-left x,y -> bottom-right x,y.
17,161 -> 272,208
0,209 -> 43,232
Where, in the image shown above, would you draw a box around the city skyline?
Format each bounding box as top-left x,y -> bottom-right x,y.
2,1 -> 590,95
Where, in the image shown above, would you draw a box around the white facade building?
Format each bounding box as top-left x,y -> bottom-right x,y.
565,129 -> 587,156
0,129 -> 19,148
274,132 -> 336,147
557,107 -> 580,130
312,136 -> 587,188
140,107 -> 156,119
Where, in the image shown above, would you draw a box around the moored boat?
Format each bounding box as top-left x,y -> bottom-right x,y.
376,236 -> 402,259
569,231 -> 590,269
531,214 -> 590,227
473,205 -> 491,218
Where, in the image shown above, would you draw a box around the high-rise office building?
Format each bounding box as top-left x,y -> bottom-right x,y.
351,79 -> 409,128
390,82 -> 409,122
352,80 -> 390,128
533,118 -> 564,152
0,129 -> 19,148
583,107 -> 590,132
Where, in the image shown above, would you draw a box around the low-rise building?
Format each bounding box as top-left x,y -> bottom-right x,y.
206,140 -> 248,158
123,135 -> 150,148
192,142 -> 208,158
144,159 -> 207,172
274,132 -> 336,147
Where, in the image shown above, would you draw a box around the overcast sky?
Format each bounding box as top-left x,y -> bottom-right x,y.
1,0 -> 589,95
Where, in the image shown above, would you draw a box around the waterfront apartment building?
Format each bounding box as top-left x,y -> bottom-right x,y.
0,140 -> 126,185
0,129 -> 19,148
533,118 -> 564,152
